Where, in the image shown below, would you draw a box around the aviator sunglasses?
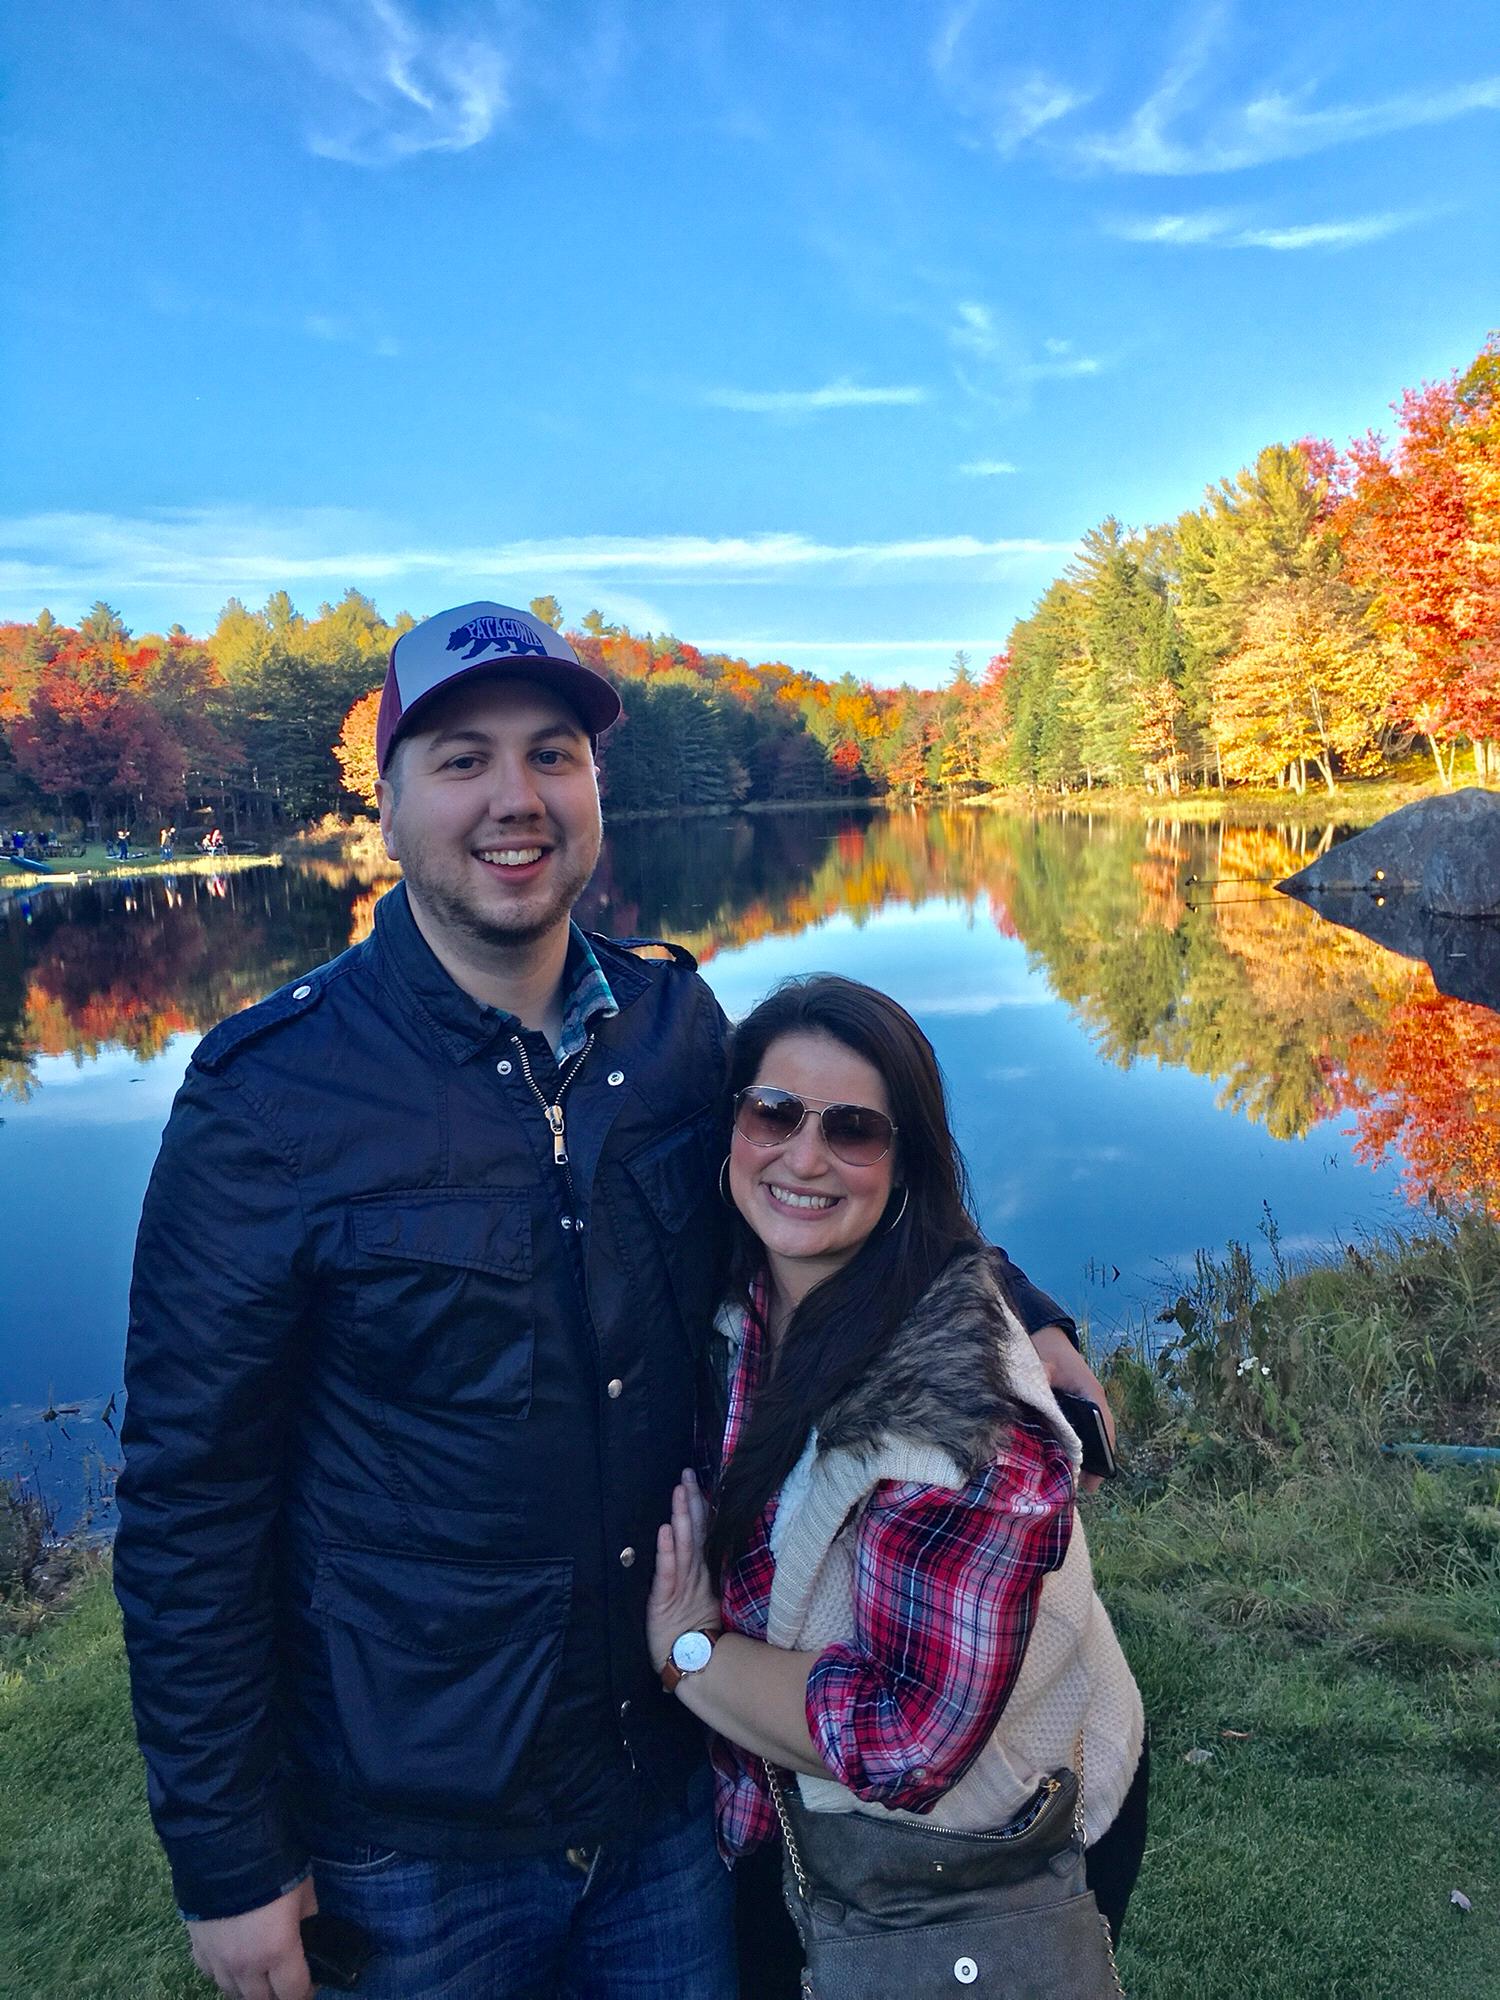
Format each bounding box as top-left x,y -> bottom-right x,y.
732,1086 -> 897,1166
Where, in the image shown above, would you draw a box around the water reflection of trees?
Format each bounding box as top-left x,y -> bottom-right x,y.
3,812 -> 1495,1213
0,869 -> 363,1098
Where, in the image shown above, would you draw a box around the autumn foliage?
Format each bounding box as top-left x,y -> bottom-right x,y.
1,340 -> 1496,832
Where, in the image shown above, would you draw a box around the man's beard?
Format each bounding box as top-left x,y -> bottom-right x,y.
401,839 -> 600,954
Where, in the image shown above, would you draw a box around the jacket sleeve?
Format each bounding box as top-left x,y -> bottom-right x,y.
113,1060 -> 313,1920
988,1244 -> 1079,1349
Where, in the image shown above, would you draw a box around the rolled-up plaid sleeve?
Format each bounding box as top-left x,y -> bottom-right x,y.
803,1415 -> 1074,1814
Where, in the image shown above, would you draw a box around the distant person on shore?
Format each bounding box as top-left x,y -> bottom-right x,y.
115,826 -> 130,860
159,825 -> 175,861
114,598 -> 1107,2000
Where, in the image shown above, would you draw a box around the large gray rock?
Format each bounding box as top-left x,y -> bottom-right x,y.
1280,788 -> 1500,915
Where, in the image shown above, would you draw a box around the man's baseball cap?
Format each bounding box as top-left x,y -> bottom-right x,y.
375,601 -> 623,772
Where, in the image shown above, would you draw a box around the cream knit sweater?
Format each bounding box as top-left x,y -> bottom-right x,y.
751,1259 -> 1145,1845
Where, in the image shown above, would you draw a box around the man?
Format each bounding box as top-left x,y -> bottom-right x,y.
115,600 -> 1111,1999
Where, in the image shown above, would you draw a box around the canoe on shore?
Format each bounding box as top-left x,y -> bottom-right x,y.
8,854 -> 52,874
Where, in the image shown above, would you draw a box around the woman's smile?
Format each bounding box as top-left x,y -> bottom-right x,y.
729,1030 -> 897,1302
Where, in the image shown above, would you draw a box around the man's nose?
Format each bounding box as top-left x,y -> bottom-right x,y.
482,753 -> 545,819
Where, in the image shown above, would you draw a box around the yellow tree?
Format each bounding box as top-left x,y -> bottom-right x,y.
334,688 -> 382,810
1214,579 -> 1391,793
1131,678 -> 1187,794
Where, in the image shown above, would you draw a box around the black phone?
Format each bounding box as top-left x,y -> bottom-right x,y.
301,1912 -> 376,1992
1052,1391 -> 1118,1480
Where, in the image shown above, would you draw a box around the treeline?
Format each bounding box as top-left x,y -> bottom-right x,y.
1004,336 -> 1499,796
0,591 -> 407,835
2,336 -> 1494,832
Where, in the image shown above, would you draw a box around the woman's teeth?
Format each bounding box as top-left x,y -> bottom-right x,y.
769,1185 -> 837,1210
476,847 -> 544,866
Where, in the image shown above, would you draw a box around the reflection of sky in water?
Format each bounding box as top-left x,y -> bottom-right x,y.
0,879 -> 1417,1518
698,899 -> 1410,1338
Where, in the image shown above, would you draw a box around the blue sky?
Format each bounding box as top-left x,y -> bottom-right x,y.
2,0 -> 1497,685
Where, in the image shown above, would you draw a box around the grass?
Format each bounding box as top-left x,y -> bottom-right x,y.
2,1218 -> 1497,1998
1092,1459 -> 1500,1998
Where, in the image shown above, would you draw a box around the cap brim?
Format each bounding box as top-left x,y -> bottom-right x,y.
382,657 -> 622,769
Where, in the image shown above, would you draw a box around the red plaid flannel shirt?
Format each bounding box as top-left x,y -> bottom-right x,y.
711,1290 -> 1076,1858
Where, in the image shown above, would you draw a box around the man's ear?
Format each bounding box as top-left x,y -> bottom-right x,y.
375,774 -> 399,860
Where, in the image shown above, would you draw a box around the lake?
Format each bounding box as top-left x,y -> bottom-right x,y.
4,805 -> 1496,1525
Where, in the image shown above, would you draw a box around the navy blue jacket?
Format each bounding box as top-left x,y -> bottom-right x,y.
114,885 -> 728,1920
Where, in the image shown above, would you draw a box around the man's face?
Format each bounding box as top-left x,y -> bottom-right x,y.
377,677 -> 603,953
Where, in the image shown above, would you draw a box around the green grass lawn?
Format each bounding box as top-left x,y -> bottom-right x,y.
4,1219 -> 1496,1997
2,1458 -> 1496,2000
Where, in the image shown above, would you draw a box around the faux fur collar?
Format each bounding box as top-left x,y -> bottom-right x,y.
813,1248 -> 1026,1480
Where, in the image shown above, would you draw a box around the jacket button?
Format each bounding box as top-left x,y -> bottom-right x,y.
606,1378 -> 623,1399
292,984 -> 312,1000
496,1059 -> 513,1075
619,1546 -> 636,1567
607,1070 -> 625,1086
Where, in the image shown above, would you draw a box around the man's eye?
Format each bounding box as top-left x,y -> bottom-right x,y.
533,749 -> 567,767
445,755 -> 483,771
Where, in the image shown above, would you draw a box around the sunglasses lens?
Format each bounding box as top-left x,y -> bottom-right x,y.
736,1089 -> 805,1146
821,1106 -> 894,1165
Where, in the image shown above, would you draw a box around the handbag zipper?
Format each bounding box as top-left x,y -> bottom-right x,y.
919,1774 -> 1063,1844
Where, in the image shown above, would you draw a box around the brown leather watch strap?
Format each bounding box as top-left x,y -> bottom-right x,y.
661,1629 -> 721,1693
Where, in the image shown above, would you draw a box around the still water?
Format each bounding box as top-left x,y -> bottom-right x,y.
4,806 -> 1496,1521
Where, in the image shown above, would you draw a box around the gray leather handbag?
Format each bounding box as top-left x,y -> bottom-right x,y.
767,1754 -> 1124,1999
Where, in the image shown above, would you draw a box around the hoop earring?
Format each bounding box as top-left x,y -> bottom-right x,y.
884,1186 -> 909,1234
719,1156 -> 734,1207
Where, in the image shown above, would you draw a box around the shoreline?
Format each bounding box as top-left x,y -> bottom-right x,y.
7,777 -> 1472,891
0,852 -> 282,894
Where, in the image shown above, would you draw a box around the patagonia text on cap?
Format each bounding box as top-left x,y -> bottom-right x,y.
376,601 -> 622,770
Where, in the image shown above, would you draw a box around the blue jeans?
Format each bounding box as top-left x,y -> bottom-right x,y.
309,1778 -> 736,1999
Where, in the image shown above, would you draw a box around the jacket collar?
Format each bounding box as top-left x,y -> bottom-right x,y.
370,880 -> 628,1066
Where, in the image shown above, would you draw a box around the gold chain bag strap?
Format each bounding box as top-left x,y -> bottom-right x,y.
764,1737 -> 1124,2000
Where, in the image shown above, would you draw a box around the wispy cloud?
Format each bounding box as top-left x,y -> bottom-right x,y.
305,312 -> 404,355
958,460 -> 1017,477
1109,208 -> 1422,251
946,303 -> 1106,408
0,509 -> 1074,613
929,11 -> 1092,154
1076,10 -> 1500,177
257,0 -> 510,166
701,379 -> 928,414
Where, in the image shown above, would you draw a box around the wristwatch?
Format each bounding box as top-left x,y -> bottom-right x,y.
661,1628 -> 720,1693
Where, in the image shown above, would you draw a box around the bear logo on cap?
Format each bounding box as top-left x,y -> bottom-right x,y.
446,614 -> 550,662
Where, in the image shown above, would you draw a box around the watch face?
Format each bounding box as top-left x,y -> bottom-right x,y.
671,1629 -> 714,1674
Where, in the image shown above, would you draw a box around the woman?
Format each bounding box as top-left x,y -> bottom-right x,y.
647,975 -> 1148,1997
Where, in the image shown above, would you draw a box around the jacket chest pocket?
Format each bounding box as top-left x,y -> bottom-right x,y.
351,1191 -> 534,1416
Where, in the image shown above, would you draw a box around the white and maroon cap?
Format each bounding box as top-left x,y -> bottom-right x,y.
376,601 -> 622,771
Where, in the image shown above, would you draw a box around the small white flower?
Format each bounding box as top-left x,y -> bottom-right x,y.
1262,1365 -> 1271,1377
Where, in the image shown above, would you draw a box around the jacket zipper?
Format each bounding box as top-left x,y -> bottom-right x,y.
510,1031 -> 594,1176
508,1032 -> 596,1216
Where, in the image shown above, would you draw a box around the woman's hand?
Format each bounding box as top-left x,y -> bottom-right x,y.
646,1469 -> 722,1673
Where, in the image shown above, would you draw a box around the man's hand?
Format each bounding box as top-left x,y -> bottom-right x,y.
1030,1325 -> 1117,1495
188,1875 -> 317,2000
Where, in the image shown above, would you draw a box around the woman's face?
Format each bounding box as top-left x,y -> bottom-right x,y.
729,1030 -> 898,1293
